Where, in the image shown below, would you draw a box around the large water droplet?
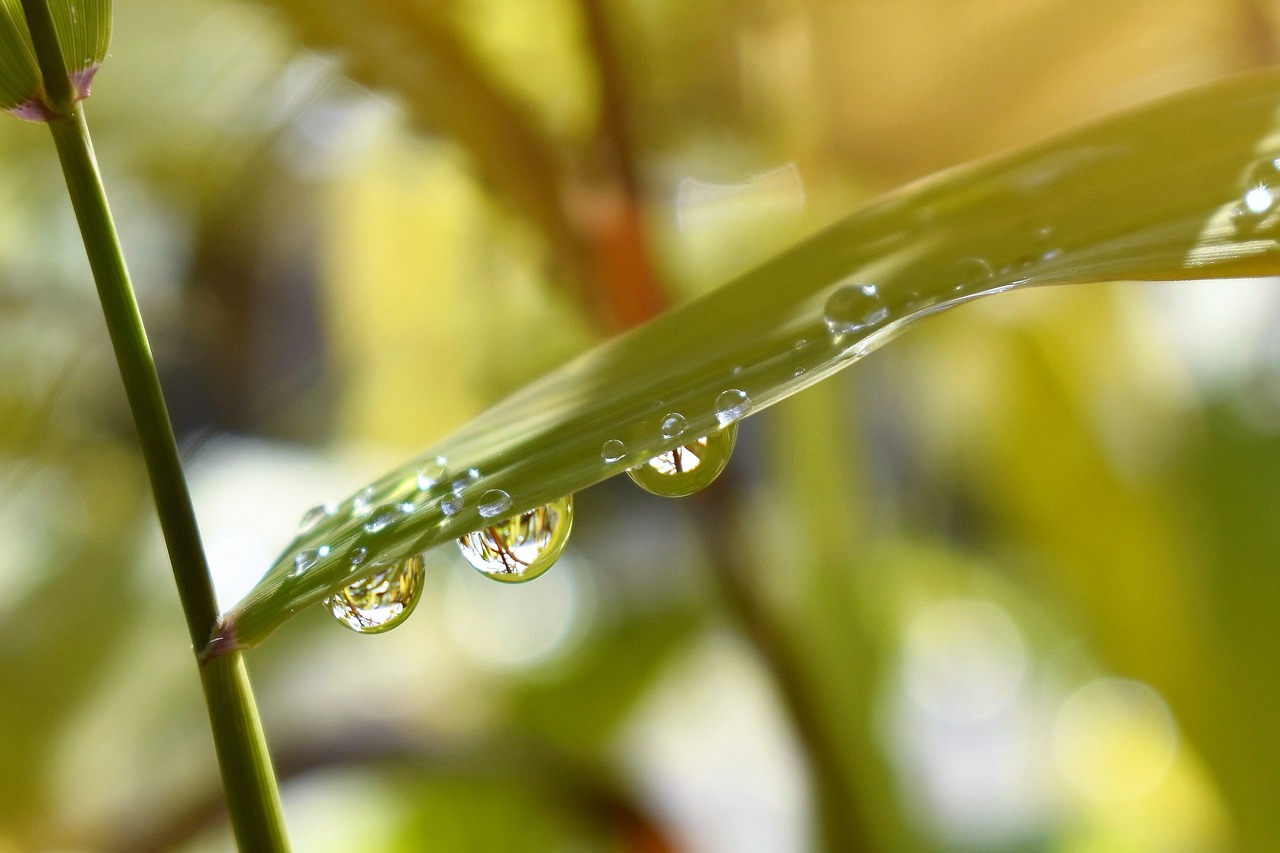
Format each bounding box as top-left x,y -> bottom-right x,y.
417,456 -> 448,490
457,496 -> 573,584
627,424 -> 738,498
660,412 -> 688,439
478,489 -> 514,518
715,389 -> 751,425
824,282 -> 888,335
602,439 -> 626,463
325,554 -> 425,633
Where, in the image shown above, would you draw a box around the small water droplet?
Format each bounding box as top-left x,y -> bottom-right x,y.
351,486 -> 376,515
325,554 -> 425,633
794,367 -> 805,377
458,496 -> 573,583
628,424 -> 738,498
478,489 -> 513,518
951,257 -> 993,293
602,439 -> 626,463
417,455 -> 448,490
293,548 -> 320,576
1041,247 -> 1064,263
299,502 -> 338,532
442,491 -> 464,517
715,389 -> 751,425
1245,186 -> 1274,214
795,338 -> 808,350
364,502 -> 409,533
732,365 -> 744,377
661,412 -> 689,439
451,469 -> 480,493
824,282 -> 889,335
351,547 -> 368,566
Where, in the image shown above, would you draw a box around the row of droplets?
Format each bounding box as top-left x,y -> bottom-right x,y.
307,388 -> 758,633
300,256 -> 1045,635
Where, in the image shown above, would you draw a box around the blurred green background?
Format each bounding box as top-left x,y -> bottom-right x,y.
3,0 -> 1280,850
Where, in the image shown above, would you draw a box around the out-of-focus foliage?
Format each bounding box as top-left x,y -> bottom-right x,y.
2,0 -> 1280,851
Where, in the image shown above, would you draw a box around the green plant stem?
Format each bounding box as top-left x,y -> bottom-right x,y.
20,2 -> 290,847
45,100 -> 290,853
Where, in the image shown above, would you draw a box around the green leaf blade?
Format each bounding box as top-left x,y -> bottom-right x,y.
214,68 -> 1280,654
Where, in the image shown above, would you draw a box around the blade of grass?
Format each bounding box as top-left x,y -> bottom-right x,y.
19,1 -> 289,848
217,68 -> 1280,654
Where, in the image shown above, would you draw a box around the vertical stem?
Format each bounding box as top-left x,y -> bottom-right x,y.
20,3 -> 290,848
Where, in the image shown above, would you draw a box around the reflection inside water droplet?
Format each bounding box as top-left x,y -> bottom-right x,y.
824,282 -> 889,335
457,496 -> 573,583
479,489 -> 513,518
325,554 -> 425,633
627,424 -> 738,498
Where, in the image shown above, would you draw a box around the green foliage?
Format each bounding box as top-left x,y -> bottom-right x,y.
0,0 -> 109,116
221,68 -> 1280,652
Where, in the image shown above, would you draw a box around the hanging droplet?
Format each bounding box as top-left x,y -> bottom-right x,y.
824,282 -> 888,335
478,489 -> 513,518
602,439 -> 626,463
660,412 -> 688,439
457,496 -> 574,584
627,424 -> 738,498
299,502 -> 338,533
325,554 -> 425,634
715,389 -> 751,425
417,455 -> 448,490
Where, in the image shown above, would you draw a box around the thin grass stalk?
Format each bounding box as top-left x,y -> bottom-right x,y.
20,1 -> 290,848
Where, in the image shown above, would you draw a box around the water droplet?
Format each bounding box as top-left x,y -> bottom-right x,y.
457,496 -> 573,583
351,486 -> 376,515
451,469 -> 480,493
417,455 -> 448,490
299,502 -> 338,532
292,548 -> 322,576
1245,186 -> 1274,215
795,338 -> 808,350
318,545 -> 331,558
478,489 -> 513,518
442,491 -> 464,517
325,554 -> 425,633
602,439 -> 626,463
627,424 -> 738,498
660,412 -> 688,440
951,257 -> 993,293
824,282 -> 889,335
351,547 -> 368,566
715,389 -> 751,425
794,367 -> 805,377
363,502 -> 410,533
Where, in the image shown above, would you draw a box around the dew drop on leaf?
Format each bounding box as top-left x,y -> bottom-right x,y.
824,282 -> 888,335
417,455 -> 449,490
602,439 -> 626,463
951,257 -> 994,294
627,424 -> 738,497
715,388 -> 751,425
298,502 -> 338,532
478,489 -> 513,518
363,502 -> 411,533
325,554 -> 425,633
457,496 -> 574,584
660,412 -> 688,439
351,486 -> 376,516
